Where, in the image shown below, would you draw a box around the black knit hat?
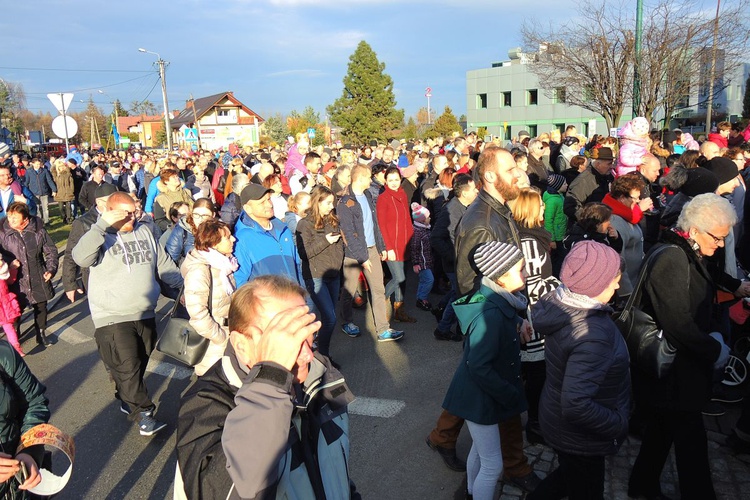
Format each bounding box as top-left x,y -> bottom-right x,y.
679,167 -> 719,197
704,157 -> 739,185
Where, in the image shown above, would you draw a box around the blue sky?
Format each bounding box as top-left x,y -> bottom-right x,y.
3,1 -> 581,122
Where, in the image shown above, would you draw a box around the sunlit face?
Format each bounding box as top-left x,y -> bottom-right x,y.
193,167 -> 206,181
598,272 -> 621,304
691,224 -> 729,257
296,196 -> 311,217
214,228 -> 236,256
93,168 -> 105,183
0,170 -> 12,189
245,193 -> 275,223
271,179 -> 283,194
516,157 -> 528,172
7,212 -> 29,231
338,169 -> 351,186
496,259 -> 527,293
385,172 -> 402,191
319,194 -> 335,216
192,206 -> 215,228
593,159 -> 614,175
490,151 -> 522,201
461,180 -> 479,204
167,175 -> 182,190
382,149 -> 395,164
624,189 -> 641,209
110,198 -> 137,233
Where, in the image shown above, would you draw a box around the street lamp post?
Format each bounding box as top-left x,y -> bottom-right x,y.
138,48 -> 173,151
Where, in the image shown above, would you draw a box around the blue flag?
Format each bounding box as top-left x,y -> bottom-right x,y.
112,121 -> 120,146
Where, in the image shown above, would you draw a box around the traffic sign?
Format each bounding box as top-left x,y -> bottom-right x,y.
51,115 -> 78,139
307,127 -> 316,139
47,93 -> 74,114
184,128 -> 198,142
425,87 -> 432,97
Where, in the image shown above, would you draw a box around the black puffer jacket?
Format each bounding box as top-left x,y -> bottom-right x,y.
455,190 -> 520,296
531,287 -> 631,456
0,216 -> 58,306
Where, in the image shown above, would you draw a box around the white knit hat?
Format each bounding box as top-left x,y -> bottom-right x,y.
0,142 -> 9,157
473,241 -> 523,280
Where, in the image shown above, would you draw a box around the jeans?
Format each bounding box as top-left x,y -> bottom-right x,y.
466,421 -> 503,499
437,272 -> 458,332
416,269 -> 434,301
341,247 -> 389,334
94,319 -> 157,419
428,410 -> 532,478
37,195 -> 50,224
306,276 -> 340,357
385,260 -> 406,302
528,451 -> 605,500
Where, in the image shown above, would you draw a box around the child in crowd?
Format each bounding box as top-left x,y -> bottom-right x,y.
543,173 -> 568,276
442,241 -> 529,500
411,203 -> 435,311
0,260 -> 23,356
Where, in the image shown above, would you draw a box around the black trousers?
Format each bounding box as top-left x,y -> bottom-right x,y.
94,319 -> 156,419
528,451 -> 605,500
521,359 -> 546,425
629,407 -> 716,500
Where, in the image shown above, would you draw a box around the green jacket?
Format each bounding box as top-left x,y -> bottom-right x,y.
442,285 -> 527,424
543,191 -> 567,242
0,342 -> 49,498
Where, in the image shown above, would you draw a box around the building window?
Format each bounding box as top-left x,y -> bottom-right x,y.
553,87 -> 566,104
554,123 -> 565,135
527,89 -> 538,106
502,92 -> 512,107
477,93 -> 488,109
528,125 -> 538,137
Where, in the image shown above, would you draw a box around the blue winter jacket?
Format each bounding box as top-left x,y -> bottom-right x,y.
233,211 -> 303,286
24,167 -> 57,197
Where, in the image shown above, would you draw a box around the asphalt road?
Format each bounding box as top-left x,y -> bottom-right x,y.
21,274 -> 474,500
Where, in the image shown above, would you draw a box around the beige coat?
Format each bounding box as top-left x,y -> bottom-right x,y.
180,249 -> 235,376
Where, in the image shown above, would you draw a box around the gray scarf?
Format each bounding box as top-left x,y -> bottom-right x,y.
481,276 -> 528,312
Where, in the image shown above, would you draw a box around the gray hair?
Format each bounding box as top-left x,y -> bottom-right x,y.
677,193 -> 737,232
232,173 -> 250,192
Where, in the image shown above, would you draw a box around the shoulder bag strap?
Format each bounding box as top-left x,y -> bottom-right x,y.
622,244 -> 676,314
170,266 -> 213,318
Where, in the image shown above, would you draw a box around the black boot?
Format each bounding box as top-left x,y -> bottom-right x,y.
36,329 -> 51,347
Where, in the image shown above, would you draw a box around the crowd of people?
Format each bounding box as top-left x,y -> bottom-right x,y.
0,120 -> 750,498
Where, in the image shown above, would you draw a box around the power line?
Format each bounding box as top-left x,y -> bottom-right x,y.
0,66 -> 152,73
24,74 -> 156,95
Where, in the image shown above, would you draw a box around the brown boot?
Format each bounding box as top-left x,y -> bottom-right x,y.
394,302 -> 417,323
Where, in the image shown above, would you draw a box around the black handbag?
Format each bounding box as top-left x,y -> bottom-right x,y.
613,244 -> 678,379
157,274 -> 212,367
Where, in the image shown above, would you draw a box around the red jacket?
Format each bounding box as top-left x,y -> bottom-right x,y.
376,187 -> 414,261
708,132 -> 728,149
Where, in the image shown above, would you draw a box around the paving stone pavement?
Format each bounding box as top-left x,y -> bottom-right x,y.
490,406 -> 750,499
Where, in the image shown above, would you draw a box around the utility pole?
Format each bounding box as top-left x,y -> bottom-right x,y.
633,0 -> 643,118
189,94 -> 201,149
139,48 -> 172,151
705,0 -> 722,134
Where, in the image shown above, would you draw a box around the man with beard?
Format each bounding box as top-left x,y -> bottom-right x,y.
427,146 -> 543,493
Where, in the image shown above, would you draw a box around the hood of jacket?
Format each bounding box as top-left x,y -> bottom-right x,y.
532,286 -> 612,338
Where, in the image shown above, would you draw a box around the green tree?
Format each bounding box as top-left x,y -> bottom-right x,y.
477,126 -> 488,140
403,117 -> 418,140
327,41 -> 404,144
429,106 -> 463,137
743,75 -> 750,120
112,99 -> 129,118
261,113 -> 289,145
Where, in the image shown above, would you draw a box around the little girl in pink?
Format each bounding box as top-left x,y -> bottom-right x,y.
0,260 -> 23,356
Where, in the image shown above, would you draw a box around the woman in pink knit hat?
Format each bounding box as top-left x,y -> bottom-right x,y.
529,240 -> 630,500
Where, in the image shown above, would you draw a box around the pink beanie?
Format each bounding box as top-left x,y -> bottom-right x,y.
560,241 -> 621,297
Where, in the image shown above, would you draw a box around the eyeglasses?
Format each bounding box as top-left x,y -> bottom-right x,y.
192,213 -> 213,220
705,230 -> 726,244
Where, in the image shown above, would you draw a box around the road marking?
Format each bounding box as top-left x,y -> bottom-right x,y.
349,397 -> 406,418
48,324 -> 92,344
146,358 -> 193,380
